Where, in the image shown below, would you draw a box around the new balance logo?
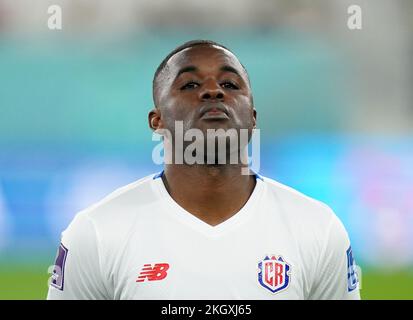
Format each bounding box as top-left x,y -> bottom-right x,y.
136,263 -> 170,282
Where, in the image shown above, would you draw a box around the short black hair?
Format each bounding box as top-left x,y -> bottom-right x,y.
152,40 -> 249,105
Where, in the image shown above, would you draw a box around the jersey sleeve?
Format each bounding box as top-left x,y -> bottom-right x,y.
47,211 -> 110,300
309,212 -> 361,300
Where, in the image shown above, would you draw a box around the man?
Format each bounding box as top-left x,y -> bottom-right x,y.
47,40 -> 360,299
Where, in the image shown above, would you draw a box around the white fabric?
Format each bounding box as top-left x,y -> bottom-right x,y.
47,173 -> 360,300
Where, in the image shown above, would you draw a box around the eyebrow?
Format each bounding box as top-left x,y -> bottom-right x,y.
220,65 -> 242,78
175,66 -> 198,80
174,64 -> 243,81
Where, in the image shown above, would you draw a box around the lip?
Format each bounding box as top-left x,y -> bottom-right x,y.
199,104 -> 230,120
201,110 -> 230,120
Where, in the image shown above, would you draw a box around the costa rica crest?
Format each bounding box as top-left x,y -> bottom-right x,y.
258,255 -> 291,293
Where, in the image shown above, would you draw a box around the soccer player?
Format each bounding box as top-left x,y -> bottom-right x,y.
47,40 -> 360,300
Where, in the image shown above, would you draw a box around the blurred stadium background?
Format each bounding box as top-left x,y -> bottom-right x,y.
0,0 -> 412,299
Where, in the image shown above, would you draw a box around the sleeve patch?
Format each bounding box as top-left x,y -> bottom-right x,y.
346,245 -> 359,292
50,243 -> 68,291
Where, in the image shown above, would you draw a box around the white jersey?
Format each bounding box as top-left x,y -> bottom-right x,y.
47,172 -> 360,300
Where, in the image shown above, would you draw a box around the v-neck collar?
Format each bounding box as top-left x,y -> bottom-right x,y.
152,170 -> 264,237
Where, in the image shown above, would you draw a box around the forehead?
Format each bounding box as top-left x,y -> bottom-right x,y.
165,45 -> 247,80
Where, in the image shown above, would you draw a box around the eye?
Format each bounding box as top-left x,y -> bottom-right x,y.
221,81 -> 239,90
180,81 -> 200,90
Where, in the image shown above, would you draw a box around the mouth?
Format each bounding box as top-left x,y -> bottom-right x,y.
199,104 -> 230,120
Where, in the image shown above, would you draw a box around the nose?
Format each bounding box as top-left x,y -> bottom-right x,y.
199,80 -> 225,102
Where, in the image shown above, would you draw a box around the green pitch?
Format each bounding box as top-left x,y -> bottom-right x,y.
0,262 -> 412,300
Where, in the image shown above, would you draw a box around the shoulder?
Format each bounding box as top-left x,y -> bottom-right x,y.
61,172 -> 162,245
260,175 -> 336,228
258,175 -> 350,255
78,172 -> 160,221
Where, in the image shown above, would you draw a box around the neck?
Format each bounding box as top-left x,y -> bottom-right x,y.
162,164 -> 256,226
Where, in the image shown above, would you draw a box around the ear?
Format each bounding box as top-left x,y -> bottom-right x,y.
252,107 -> 257,129
148,108 -> 163,131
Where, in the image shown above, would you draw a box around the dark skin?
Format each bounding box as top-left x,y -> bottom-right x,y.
148,44 -> 257,226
